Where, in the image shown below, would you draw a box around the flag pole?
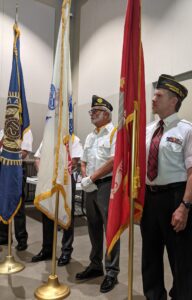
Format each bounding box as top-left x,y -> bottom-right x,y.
15,2 -> 19,25
51,190 -> 60,277
34,190 -> 70,300
0,221 -> 25,274
128,109 -> 137,300
0,3 -> 25,274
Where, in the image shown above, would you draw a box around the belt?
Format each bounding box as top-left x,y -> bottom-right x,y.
146,182 -> 186,193
95,176 -> 112,185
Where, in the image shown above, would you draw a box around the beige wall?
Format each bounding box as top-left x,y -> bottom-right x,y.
142,0 -> 192,83
1,0 -> 192,148
0,0 -> 57,151
72,0 -> 192,144
72,0 -> 127,143
178,78 -> 192,123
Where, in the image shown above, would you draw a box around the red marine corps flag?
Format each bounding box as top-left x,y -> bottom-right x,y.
106,0 -> 146,254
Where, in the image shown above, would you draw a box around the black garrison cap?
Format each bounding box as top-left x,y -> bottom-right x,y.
92,95 -> 113,111
156,74 -> 188,101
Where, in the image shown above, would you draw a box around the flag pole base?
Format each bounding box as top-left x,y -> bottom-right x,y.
0,255 -> 25,274
34,275 -> 70,300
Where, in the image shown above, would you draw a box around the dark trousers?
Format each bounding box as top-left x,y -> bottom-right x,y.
140,183 -> 192,300
85,180 -> 120,278
42,175 -> 75,255
0,185 -> 28,244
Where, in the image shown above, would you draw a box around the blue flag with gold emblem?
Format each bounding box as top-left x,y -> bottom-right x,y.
0,24 -> 30,223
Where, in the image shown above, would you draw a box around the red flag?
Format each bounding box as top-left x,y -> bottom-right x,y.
106,0 -> 146,254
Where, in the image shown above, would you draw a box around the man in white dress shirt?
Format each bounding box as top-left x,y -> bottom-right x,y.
31,134 -> 83,265
75,95 -> 120,294
0,128 -> 33,251
141,74 -> 192,300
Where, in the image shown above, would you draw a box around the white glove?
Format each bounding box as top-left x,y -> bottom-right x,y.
84,183 -> 98,193
81,176 -> 93,188
81,176 -> 98,193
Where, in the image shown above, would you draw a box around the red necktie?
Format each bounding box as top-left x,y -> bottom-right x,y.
147,120 -> 164,181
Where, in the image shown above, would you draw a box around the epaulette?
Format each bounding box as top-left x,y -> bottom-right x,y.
180,119 -> 192,127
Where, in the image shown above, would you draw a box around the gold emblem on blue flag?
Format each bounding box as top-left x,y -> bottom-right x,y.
0,24 -> 30,223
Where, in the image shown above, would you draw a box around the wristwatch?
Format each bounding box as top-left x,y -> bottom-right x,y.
181,200 -> 192,210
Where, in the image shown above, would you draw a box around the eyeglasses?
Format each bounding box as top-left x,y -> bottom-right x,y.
88,109 -> 105,115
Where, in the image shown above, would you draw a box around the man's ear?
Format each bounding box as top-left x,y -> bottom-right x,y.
172,96 -> 178,107
104,110 -> 110,120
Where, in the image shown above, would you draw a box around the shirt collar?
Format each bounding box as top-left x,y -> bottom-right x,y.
161,113 -> 179,128
94,122 -> 113,134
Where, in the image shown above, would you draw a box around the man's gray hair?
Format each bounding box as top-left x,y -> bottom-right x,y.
102,107 -> 112,121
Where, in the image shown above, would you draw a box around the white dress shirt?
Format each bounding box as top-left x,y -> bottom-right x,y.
82,122 -> 117,178
71,136 -> 83,158
0,129 -> 33,153
0,129 -> 3,141
35,135 -> 83,159
146,113 -> 192,185
34,142 -> 43,158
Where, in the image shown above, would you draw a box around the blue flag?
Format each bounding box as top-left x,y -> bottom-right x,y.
0,24 -> 30,223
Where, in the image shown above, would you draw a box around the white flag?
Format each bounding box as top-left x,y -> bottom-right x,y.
34,0 -> 72,228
